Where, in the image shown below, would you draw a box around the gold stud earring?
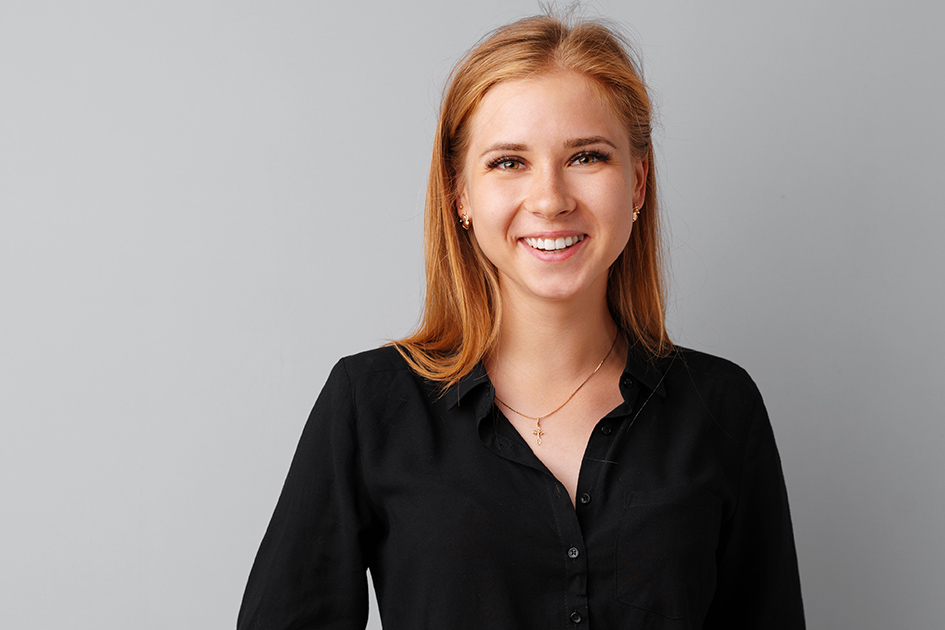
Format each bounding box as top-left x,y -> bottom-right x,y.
459,204 -> 471,230
632,204 -> 642,223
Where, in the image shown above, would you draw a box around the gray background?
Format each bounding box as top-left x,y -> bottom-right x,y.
2,1 -> 942,628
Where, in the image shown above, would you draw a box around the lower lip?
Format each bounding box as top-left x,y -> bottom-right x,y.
520,237 -> 585,261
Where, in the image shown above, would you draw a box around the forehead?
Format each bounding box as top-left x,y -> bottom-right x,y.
466,71 -> 626,148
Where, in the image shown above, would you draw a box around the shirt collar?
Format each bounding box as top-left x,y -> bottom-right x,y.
448,340 -> 670,411
623,340 -> 670,398
450,361 -> 492,410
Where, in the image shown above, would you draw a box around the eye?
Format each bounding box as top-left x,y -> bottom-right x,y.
570,150 -> 612,166
486,156 -> 524,171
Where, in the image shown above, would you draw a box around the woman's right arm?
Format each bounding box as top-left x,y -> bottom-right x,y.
237,359 -> 375,630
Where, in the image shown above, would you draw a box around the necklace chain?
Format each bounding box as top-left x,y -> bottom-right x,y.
493,329 -> 619,446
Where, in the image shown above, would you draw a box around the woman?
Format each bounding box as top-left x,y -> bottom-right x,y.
238,14 -> 805,629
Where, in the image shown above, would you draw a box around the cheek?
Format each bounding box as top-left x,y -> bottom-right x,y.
593,183 -> 635,257
584,178 -> 633,218
469,207 -> 520,272
470,229 -> 507,278
471,212 -> 511,253
469,186 -> 518,236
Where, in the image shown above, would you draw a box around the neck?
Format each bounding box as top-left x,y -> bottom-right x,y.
487,290 -> 622,392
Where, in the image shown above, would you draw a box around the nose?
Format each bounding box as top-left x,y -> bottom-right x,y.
526,167 -> 576,219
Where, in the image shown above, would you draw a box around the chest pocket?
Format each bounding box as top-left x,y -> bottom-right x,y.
615,486 -> 722,620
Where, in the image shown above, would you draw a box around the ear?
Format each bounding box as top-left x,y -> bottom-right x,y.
632,152 -> 649,208
455,185 -> 469,219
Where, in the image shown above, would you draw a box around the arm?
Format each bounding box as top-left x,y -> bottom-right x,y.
238,359 -> 375,630
705,387 -> 806,629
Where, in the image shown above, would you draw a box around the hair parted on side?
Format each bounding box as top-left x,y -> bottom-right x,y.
393,13 -> 672,387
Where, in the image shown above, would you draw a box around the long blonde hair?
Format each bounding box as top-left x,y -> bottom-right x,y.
394,14 -> 671,387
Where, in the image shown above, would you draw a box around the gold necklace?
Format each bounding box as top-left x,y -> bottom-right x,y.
493,329 -> 619,446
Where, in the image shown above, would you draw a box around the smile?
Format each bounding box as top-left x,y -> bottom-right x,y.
523,235 -> 586,251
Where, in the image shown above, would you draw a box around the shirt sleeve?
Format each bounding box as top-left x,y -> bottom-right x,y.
704,385 -> 806,629
237,359 -> 375,630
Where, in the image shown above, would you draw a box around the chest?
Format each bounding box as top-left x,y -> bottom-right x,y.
359,389 -> 736,629
502,378 -> 625,505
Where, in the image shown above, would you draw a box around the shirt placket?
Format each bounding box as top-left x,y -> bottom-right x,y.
473,375 -> 643,629
571,373 -> 641,628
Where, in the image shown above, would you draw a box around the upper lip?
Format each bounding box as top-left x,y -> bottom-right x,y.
519,231 -> 586,239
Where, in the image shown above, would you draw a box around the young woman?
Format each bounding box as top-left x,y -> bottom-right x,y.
238,15 -> 805,629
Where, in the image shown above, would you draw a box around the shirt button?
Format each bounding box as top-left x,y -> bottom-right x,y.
579,493 -> 592,505
568,546 -> 580,559
570,611 -> 583,624
622,376 -> 633,387
600,425 -> 612,436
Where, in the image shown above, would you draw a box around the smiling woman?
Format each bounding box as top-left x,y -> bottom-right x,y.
458,71 -> 643,308
238,13 -> 805,630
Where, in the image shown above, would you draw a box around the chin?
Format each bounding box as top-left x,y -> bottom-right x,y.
522,280 -> 603,304
499,267 -> 610,305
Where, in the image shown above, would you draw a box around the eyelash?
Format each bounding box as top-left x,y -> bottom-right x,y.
485,150 -> 613,171
571,149 -> 612,165
485,156 -> 523,170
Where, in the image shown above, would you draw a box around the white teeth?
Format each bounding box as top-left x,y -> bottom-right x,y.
524,234 -> 585,251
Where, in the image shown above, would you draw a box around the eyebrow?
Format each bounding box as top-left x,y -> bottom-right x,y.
479,136 -> 617,158
479,142 -> 527,158
565,136 -> 617,150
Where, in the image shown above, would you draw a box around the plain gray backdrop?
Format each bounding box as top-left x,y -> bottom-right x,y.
2,1 -> 943,628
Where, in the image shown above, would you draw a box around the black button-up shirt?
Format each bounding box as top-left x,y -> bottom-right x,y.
238,344 -> 805,629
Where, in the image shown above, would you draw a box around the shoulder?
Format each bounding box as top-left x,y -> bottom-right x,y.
325,345 -> 433,408
669,347 -> 760,396
317,346 -> 417,397
310,346 -> 428,431
334,345 -> 416,382
663,346 -> 766,443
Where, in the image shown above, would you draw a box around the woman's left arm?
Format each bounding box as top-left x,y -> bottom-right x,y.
705,385 -> 806,629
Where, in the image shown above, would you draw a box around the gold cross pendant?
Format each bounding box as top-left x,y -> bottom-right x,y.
533,419 -> 545,446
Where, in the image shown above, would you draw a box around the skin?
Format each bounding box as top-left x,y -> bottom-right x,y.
457,71 -> 648,504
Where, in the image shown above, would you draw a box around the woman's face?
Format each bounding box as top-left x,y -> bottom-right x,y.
458,71 -> 647,307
